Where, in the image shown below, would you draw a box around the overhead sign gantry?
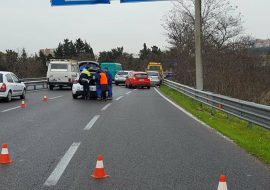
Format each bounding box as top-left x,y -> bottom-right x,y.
50,0 -> 164,6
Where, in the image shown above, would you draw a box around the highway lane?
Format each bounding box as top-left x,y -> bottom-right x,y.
0,86 -> 130,190
54,87 -> 270,190
0,86 -> 269,189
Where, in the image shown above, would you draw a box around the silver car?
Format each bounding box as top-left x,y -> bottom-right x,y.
147,71 -> 162,86
114,70 -> 133,85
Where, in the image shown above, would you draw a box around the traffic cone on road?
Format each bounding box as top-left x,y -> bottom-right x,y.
217,175 -> 228,190
21,99 -> 26,108
43,95 -> 48,102
0,144 -> 13,164
91,154 -> 109,179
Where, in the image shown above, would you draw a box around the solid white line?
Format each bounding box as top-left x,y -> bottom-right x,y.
115,96 -> 123,101
1,106 -> 21,113
84,115 -> 100,130
154,88 -> 233,143
44,142 -> 81,186
125,91 -> 132,95
101,103 -> 112,111
49,96 -> 63,100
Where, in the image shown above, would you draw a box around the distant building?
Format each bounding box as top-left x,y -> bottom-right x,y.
254,39 -> 270,48
39,48 -> 56,56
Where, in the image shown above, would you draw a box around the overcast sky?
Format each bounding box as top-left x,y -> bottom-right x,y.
0,0 -> 269,55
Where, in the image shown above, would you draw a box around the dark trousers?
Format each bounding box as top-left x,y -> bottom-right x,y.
108,84 -> 112,97
101,84 -> 108,100
82,82 -> 89,98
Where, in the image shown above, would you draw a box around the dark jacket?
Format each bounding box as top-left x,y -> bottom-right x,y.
106,71 -> 113,85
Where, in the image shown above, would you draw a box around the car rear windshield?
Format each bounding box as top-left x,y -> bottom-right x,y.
0,73 -> 3,83
135,74 -> 148,79
147,72 -> 158,76
117,71 -> 128,75
50,64 -> 68,71
149,66 -> 161,71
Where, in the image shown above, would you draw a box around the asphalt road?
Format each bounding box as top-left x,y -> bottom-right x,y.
0,85 -> 269,190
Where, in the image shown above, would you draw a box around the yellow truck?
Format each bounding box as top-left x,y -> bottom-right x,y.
146,62 -> 164,76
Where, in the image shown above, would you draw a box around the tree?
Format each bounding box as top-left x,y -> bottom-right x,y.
75,38 -> 85,54
84,42 -> 95,60
54,43 -> 64,59
139,43 -> 151,59
163,0 -> 243,50
21,48 -> 27,61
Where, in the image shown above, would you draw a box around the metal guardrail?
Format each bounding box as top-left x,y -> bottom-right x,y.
163,79 -> 270,129
21,77 -> 48,91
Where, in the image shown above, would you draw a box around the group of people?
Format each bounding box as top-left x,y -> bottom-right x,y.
79,66 -> 112,100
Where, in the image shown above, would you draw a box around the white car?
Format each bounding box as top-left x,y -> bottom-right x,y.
114,70 -> 133,85
147,71 -> 162,86
0,71 -> 26,102
72,61 -> 99,99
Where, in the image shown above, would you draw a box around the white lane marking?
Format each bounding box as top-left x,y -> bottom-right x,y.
84,115 -> 100,130
125,91 -> 132,95
1,106 -> 21,113
115,96 -> 123,101
49,96 -> 63,100
101,103 -> 112,111
44,142 -> 81,186
154,88 -> 234,143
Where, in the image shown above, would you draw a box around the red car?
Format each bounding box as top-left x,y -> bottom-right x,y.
125,72 -> 151,89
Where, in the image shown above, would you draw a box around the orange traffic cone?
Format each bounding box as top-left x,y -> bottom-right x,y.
21,100 -> 26,108
91,154 -> 109,179
0,144 -> 13,164
217,175 -> 228,190
43,95 -> 48,102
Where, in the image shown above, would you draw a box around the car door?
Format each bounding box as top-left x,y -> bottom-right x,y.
5,74 -> 16,95
11,73 -> 24,95
126,73 -> 132,85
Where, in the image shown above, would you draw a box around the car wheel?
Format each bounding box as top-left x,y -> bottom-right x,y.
147,86 -> 150,89
20,89 -> 26,99
49,85 -> 54,91
72,94 -> 78,99
115,83 -> 119,86
5,91 -> 12,102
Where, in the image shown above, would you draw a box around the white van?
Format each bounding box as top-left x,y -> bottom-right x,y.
47,59 -> 79,90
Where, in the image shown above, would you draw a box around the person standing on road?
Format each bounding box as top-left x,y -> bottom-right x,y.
104,67 -> 113,100
99,70 -> 108,100
95,67 -> 102,100
79,66 -> 91,100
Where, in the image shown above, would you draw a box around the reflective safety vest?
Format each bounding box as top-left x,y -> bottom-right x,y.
99,72 -> 108,85
81,69 -> 91,77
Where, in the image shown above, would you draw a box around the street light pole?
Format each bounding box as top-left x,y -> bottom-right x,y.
195,0 -> 203,90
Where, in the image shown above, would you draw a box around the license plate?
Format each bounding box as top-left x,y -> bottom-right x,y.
90,86 -> 96,91
139,79 -> 144,81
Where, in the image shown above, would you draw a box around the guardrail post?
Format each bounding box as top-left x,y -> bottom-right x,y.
227,113 -> 232,120
248,122 -> 253,128
211,107 -> 216,116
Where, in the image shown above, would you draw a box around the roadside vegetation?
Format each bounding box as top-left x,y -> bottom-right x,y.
160,85 -> 270,165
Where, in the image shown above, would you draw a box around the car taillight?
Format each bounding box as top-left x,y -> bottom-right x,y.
133,77 -> 136,80
0,83 -> 7,92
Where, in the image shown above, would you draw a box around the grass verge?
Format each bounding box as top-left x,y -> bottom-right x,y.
160,85 -> 270,165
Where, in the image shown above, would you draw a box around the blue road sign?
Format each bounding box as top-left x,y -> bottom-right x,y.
120,0 -> 168,3
51,0 -> 110,6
